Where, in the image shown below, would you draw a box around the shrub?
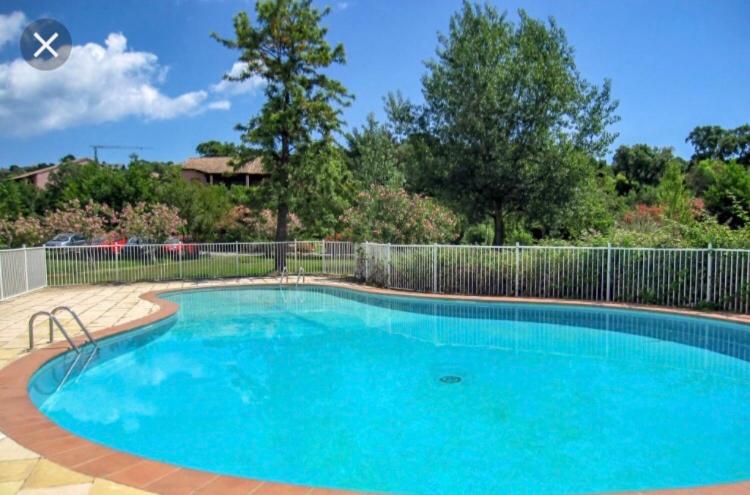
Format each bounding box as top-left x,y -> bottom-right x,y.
0,216 -> 47,247
44,200 -> 118,239
219,207 -> 303,241
119,203 -> 186,242
339,186 -> 459,244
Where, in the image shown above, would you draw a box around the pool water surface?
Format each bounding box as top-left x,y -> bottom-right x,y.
29,286 -> 750,494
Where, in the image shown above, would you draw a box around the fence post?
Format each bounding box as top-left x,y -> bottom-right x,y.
706,242 -> 714,302
320,239 -> 326,274
0,249 -> 5,300
387,243 -> 392,288
514,242 -> 520,297
294,240 -> 298,272
235,241 -> 240,277
432,244 -> 438,293
23,245 -> 29,292
606,242 -> 612,302
364,241 -> 369,282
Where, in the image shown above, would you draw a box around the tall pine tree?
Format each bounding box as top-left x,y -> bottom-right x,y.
214,0 -> 351,267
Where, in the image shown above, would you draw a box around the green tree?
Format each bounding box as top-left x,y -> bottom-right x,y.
345,113 -> 403,188
700,160 -> 750,227
541,161 -> 622,239
195,140 -> 238,157
657,160 -> 693,223
43,162 -> 127,210
687,124 -> 750,165
213,0 -> 351,266
0,180 -> 41,219
611,144 -> 679,196
392,3 -> 618,245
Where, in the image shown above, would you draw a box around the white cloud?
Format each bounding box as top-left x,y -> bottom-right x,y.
337,2 -> 350,11
0,30 -> 229,136
207,99 -> 231,110
211,61 -> 265,95
0,11 -> 26,49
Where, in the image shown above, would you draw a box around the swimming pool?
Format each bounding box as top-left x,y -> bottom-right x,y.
29,286 -> 750,494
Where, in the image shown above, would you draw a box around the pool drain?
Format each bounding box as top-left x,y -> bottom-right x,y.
439,375 -> 462,384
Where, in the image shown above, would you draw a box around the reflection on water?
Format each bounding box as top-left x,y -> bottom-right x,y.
31,287 -> 750,399
169,286 -> 750,381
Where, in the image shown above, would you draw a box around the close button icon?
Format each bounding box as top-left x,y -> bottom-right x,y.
20,18 -> 72,71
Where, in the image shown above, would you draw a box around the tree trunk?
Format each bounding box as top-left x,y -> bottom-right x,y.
492,201 -> 505,246
274,201 -> 289,271
274,89 -> 291,272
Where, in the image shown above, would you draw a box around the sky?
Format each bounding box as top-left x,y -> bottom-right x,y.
0,0 -> 748,167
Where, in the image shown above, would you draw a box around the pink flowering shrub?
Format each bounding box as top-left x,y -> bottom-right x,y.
219,206 -> 303,241
119,203 -> 186,242
0,216 -> 47,247
45,200 -> 118,239
339,186 -> 459,243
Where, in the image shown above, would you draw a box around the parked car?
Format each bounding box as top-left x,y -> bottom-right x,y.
88,236 -> 127,259
123,237 -> 158,262
161,237 -> 200,259
44,233 -> 87,258
44,233 -> 87,248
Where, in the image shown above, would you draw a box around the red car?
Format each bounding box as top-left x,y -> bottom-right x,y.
162,237 -> 200,259
89,236 -> 127,258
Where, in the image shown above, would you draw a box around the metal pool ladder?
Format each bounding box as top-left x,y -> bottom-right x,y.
28,307 -> 99,353
296,266 -> 305,285
279,265 -> 289,284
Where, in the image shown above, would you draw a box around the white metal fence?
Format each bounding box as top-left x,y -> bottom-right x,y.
0,247 -> 47,302
1,241 -> 749,315
358,243 -> 750,314
43,241 -> 355,286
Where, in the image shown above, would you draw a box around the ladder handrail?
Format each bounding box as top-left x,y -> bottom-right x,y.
279,265 -> 289,284
51,306 -> 98,348
296,266 -> 305,284
28,311 -> 80,353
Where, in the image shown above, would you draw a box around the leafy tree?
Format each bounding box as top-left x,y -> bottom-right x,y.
213,0 -> 351,267
0,180 -> 40,219
345,113 -> 403,187
657,160 -> 694,223
611,144 -> 680,196
288,144 -> 353,238
160,180 -> 235,241
700,160 -> 750,227
391,3 -> 618,245
195,140 -> 238,157
542,161 -> 622,239
43,162 -> 127,210
687,125 -> 750,165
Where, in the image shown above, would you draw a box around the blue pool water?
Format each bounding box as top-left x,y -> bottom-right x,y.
30,286 -> 750,494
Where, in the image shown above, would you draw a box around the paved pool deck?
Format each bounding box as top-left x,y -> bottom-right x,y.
0,278 -> 749,495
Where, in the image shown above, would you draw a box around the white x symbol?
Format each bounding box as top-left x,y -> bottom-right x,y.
33,32 -> 59,58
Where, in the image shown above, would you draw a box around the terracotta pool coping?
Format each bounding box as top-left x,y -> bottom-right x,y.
0,281 -> 748,495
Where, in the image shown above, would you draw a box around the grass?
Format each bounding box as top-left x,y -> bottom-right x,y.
47,252 -> 355,285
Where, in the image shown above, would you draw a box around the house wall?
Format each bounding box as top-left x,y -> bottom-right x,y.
181,169 -> 208,183
34,170 -> 52,189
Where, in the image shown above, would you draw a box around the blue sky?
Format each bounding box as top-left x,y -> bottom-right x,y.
0,0 -> 748,166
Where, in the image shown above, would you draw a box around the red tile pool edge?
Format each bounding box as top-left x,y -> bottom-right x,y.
0,282 -> 748,495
